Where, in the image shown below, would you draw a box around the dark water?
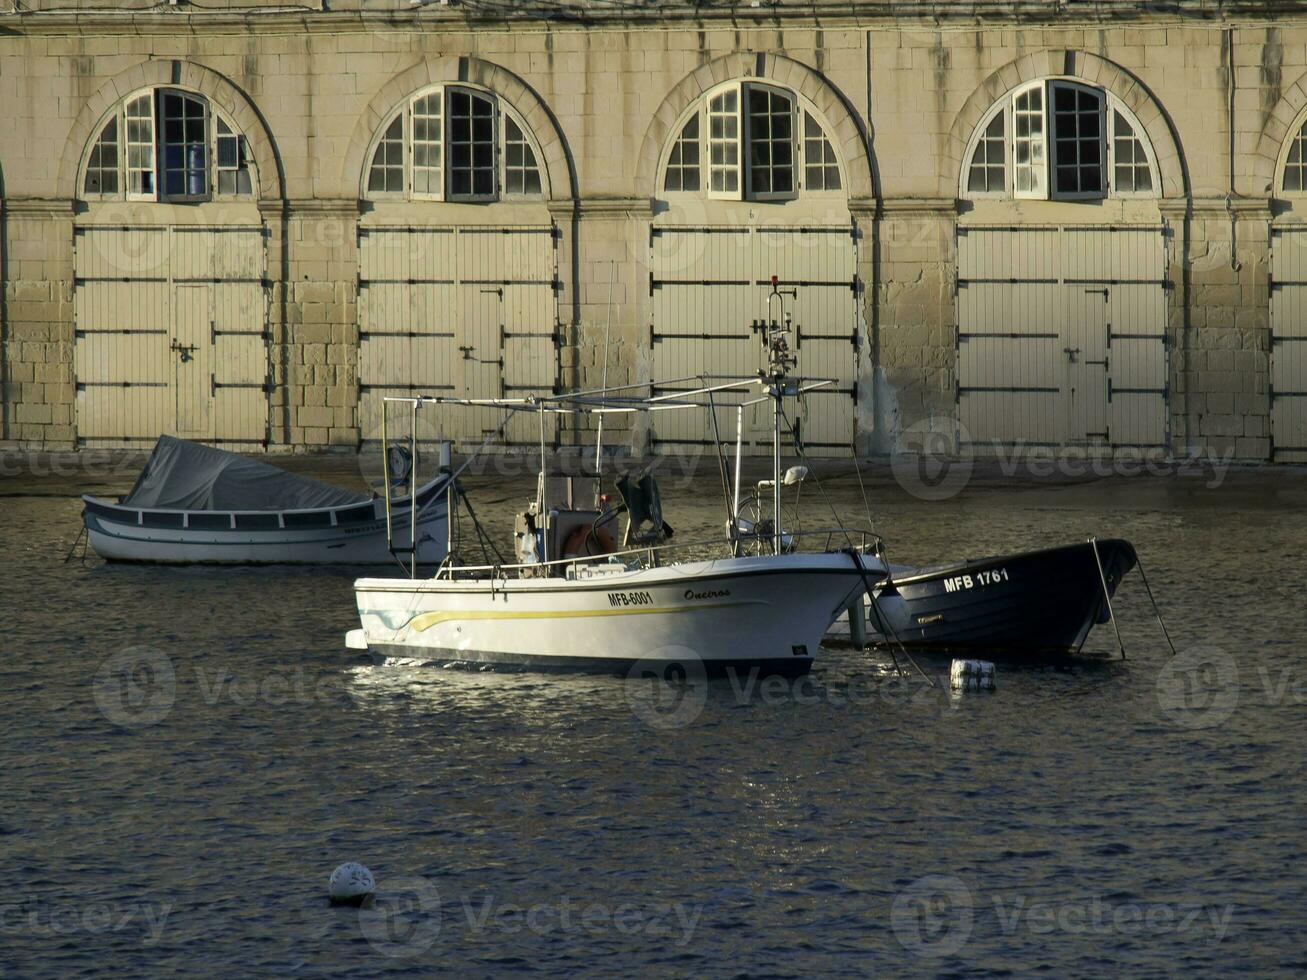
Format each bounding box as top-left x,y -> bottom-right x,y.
4,459 -> 1307,976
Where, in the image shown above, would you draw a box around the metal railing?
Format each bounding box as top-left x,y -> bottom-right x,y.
434,525 -> 883,582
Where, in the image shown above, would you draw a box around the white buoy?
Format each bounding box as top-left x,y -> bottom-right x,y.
329,862 -> 376,906
950,659 -> 997,692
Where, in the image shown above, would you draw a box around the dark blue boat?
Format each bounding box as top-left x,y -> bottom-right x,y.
864,539 -> 1139,656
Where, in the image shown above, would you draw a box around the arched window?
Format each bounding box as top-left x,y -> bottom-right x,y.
363,85 -> 544,202
660,80 -> 844,201
962,79 -> 1158,201
81,88 -> 255,202
1279,115 -> 1307,194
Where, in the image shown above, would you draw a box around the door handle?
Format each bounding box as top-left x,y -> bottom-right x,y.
170,339 -> 198,363
1063,346 -> 1081,363
1085,288 -> 1108,298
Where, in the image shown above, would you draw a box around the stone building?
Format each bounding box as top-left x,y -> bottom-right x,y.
0,0 -> 1302,461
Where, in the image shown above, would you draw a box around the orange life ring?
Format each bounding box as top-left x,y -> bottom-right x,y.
563,523 -> 616,558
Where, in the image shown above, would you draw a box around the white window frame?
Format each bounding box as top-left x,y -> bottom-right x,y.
125,92 -> 157,202
1279,108 -> 1307,197
365,113 -> 407,200
501,111 -> 545,199
1048,80 -> 1106,202
961,78 -> 1161,203
799,109 -> 844,196
157,88 -> 210,204
445,86 -> 499,204
743,82 -> 798,203
661,112 -> 703,195
706,82 -> 744,201
1107,104 -> 1161,200
660,83 -> 844,202
962,107 -> 1009,199
83,113 -> 121,198
215,116 -> 253,197
409,90 -> 444,202
1012,81 -> 1047,201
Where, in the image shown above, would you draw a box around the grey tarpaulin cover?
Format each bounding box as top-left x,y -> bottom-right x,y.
121,436 -> 368,511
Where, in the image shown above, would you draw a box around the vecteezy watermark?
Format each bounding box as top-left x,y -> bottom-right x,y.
1256,665 -> 1307,706
623,646 -> 709,731
890,418 -> 975,502
724,668 -> 943,712
457,895 -> 701,946
890,874 -> 975,958
891,875 -> 1234,957
0,450 -> 148,482
1156,645 -> 1239,729
888,415 -> 1236,502
356,875 -> 702,958
989,895 -> 1234,941
358,875 -> 443,958
93,646 -> 177,729
622,659 -> 953,731
93,647 -> 346,729
0,898 -> 173,946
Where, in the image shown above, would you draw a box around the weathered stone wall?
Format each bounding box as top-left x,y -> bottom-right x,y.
2,204 -> 75,446
1,4 -> 1305,459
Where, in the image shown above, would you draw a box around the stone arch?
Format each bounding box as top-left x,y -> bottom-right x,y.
1254,71 -> 1307,195
344,56 -> 576,202
635,52 -> 877,202
58,59 -> 284,202
945,49 -> 1187,200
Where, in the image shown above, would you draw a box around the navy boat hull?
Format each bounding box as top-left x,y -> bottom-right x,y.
865,539 -> 1138,656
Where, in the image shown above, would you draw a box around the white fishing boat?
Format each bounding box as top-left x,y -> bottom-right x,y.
82,435 -> 451,565
352,546 -> 874,676
347,300 -> 887,676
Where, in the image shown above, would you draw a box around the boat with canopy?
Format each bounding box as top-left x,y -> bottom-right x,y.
346,317 -> 888,676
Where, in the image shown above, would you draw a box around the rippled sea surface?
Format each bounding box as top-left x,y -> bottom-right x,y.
4,455 -> 1307,977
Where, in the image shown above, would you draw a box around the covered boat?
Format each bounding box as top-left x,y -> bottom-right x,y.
856,539 -> 1139,657
81,436 -> 449,565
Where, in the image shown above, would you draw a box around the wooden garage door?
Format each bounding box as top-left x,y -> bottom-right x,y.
649,225 -> 858,455
357,225 -> 558,448
957,225 -> 1169,451
1271,226 -> 1307,461
74,225 -> 268,447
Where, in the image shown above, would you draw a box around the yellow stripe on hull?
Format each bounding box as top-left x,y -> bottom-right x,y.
407,600 -> 761,633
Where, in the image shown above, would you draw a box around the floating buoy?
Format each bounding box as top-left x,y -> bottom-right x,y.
329,862 -> 376,906
950,659 -> 997,692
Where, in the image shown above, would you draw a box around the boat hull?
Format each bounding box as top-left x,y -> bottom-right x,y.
353,552 -> 877,675
864,539 -> 1138,656
82,478 -> 449,565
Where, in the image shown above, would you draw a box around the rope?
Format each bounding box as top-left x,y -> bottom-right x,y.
63,524 -> 88,564
1133,550 -> 1178,657
773,402 -> 931,686
456,484 -> 506,566
850,438 -> 877,538
1090,536 -> 1127,660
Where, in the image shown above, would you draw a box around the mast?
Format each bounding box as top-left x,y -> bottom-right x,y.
732,404 -> 744,557
762,276 -> 796,556
593,260 -> 615,502
772,380 -> 782,555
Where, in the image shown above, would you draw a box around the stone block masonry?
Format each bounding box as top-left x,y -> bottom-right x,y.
0,3 -> 1304,460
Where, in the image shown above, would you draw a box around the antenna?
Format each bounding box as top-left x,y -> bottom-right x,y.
760,275 -> 797,381
593,260 -> 616,501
